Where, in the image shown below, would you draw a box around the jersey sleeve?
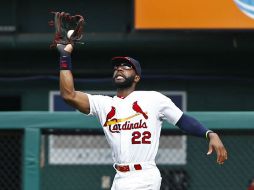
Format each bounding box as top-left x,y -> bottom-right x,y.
86,93 -> 112,125
155,92 -> 183,125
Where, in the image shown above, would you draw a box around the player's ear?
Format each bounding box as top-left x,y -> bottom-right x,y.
134,75 -> 140,83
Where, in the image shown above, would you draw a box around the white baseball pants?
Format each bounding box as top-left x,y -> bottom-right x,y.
111,163 -> 161,190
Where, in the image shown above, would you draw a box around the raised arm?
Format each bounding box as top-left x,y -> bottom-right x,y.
58,44 -> 90,114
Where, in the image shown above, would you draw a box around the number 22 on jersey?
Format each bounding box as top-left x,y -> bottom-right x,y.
131,131 -> 151,144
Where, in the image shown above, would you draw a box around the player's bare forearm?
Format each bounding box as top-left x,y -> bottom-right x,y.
60,70 -> 75,100
60,70 -> 90,114
58,43 -> 90,114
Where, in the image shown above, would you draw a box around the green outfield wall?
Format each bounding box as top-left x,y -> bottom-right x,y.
0,112 -> 253,190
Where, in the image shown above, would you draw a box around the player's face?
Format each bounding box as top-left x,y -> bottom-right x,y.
112,63 -> 136,89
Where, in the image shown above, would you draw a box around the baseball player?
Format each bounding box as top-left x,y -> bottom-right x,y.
57,44 -> 228,190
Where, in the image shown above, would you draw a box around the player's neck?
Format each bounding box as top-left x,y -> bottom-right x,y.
116,87 -> 135,99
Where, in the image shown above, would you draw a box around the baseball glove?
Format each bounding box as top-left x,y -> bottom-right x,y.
49,11 -> 84,48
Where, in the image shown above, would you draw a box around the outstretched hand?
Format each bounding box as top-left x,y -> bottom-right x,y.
49,12 -> 84,48
63,44 -> 73,53
207,132 -> 228,164
57,44 -> 73,55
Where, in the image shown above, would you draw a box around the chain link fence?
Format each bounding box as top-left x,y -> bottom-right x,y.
0,130 -> 23,190
0,128 -> 253,190
40,129 -> 254,190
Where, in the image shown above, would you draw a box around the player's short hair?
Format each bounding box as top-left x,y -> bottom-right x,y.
111,56 -> 142,76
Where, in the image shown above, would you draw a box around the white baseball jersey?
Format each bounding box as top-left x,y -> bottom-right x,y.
87,91 -> 183,164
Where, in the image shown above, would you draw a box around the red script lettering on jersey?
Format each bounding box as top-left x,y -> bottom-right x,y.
108,119 -> 148,133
